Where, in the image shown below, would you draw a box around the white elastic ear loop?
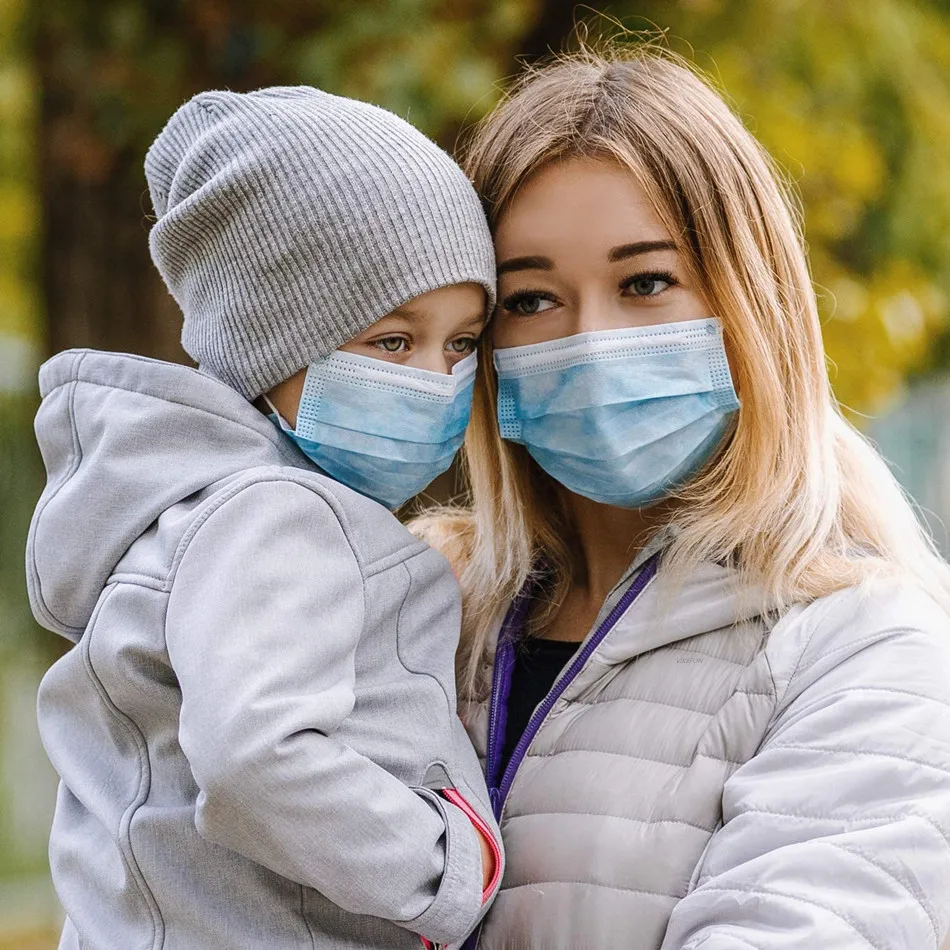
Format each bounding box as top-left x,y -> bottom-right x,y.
262,394 -> 291,431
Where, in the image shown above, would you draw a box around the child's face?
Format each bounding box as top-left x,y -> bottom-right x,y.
264,282 -> 488,428
338,282 -> 487,374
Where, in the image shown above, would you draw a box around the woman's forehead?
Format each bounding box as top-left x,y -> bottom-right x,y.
494,157 -> 673,263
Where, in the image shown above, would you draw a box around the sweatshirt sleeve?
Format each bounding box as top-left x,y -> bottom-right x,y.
165,477 -> 484,944
660,584 -> 950,950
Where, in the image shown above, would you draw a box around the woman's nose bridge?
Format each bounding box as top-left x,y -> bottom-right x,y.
574,288 -> 618,335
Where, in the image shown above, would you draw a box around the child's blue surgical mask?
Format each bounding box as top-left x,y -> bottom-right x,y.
267,350 -> 477,509
493,318 -> 739,508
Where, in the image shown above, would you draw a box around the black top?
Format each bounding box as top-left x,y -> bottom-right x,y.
501,637 -> 579,772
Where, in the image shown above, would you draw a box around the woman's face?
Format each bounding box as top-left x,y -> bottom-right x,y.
492,157 -> 710,349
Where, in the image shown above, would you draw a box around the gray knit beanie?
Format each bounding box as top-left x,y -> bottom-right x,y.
145,86 -> 496,399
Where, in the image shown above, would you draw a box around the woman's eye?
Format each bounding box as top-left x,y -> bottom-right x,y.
448,337 -> 478,354
501,292 -> 558,316
374,336 -> 408,353
622,273 -> 676,297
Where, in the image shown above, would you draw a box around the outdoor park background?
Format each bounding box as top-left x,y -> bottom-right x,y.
3,0 -> 950,945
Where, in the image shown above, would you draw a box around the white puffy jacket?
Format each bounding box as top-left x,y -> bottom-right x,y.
461,543 -> 950,949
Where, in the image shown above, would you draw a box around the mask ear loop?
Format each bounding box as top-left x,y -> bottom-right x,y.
261,394 -> 292,431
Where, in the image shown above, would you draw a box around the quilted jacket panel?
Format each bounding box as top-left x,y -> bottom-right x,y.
463,558 -> 950,949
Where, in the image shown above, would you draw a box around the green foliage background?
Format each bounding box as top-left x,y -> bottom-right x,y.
635,0 -> 950,413
7,0 -> 950,408
2,0 -> 950,943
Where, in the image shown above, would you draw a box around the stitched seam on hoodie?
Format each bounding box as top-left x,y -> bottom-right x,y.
363,540 -> 431,578
167,472 -> 367,582
393,561 -> 454,717
753,597 -> 834,747
832,684 -> 950,705
297,885 -> 317,950
773,684 -> 950,724
166,471 -> 423,584
697,936 -> 762,950
827,841 -> 939,944
689,884 -> 881,948
761,649 -> 778,725
81,583 -> 165,949
731,807 -> 895,824
30,363 -> 86,633
108,572 -> 168,591
39,373 -> 297,461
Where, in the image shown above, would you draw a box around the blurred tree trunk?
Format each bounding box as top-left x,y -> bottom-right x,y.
516,0 -> 580,63
31,0 -> 553,507
33,1 -> 327,364
37,151 -> 184,362
32,0 -> 538,368
35,5 -> 188,364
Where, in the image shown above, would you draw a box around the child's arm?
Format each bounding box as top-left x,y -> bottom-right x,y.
165,476 -> 489,946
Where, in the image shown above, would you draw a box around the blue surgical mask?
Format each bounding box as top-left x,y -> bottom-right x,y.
493,318 -> 739,508
267,350 -> 477,509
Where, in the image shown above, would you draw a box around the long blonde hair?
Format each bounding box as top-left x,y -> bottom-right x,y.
412,42 -> 950,699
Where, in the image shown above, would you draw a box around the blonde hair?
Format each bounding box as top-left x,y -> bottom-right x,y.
412,42 -> 950,699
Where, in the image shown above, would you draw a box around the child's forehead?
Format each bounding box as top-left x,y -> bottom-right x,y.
370,284 -> 489,331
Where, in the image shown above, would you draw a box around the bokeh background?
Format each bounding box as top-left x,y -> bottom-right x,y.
3,0 -> 950,945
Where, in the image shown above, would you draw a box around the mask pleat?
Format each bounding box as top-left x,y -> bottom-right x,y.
493,318 -> 739,508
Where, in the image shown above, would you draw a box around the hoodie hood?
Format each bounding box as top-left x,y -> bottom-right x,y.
26,349 -> 310,641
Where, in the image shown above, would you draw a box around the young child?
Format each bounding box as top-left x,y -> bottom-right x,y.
26,87 -> 502,950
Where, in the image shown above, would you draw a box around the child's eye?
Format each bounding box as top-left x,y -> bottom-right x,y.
501,291 -> 559,317
621,271 -> 678,298
447,336 -> 478,354
372,336 -> 409,353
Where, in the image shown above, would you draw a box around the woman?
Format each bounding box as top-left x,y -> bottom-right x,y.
414,44 -> 950,948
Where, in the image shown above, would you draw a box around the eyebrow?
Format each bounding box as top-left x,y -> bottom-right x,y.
497,240 -> 678,275
608,240 -> 678,262
496,255 -> 553,276
388,306 -> 421,320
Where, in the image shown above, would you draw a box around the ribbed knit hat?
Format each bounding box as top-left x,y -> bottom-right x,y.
145,86 -> 496,399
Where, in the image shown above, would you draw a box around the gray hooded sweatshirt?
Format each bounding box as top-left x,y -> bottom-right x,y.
26,349 -> 503,950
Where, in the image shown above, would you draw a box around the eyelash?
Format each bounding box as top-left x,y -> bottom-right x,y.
620,269 -> 678,295
500,290 -> 558,315
501,270 -> 680,316
370,335 -> 479,354
449,336 -> 480,353
373,336 -> 408,353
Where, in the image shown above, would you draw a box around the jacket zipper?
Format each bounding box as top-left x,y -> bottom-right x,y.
485,592 -> 532,815
461,553 -> 659,950
487,551 -> 660,819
